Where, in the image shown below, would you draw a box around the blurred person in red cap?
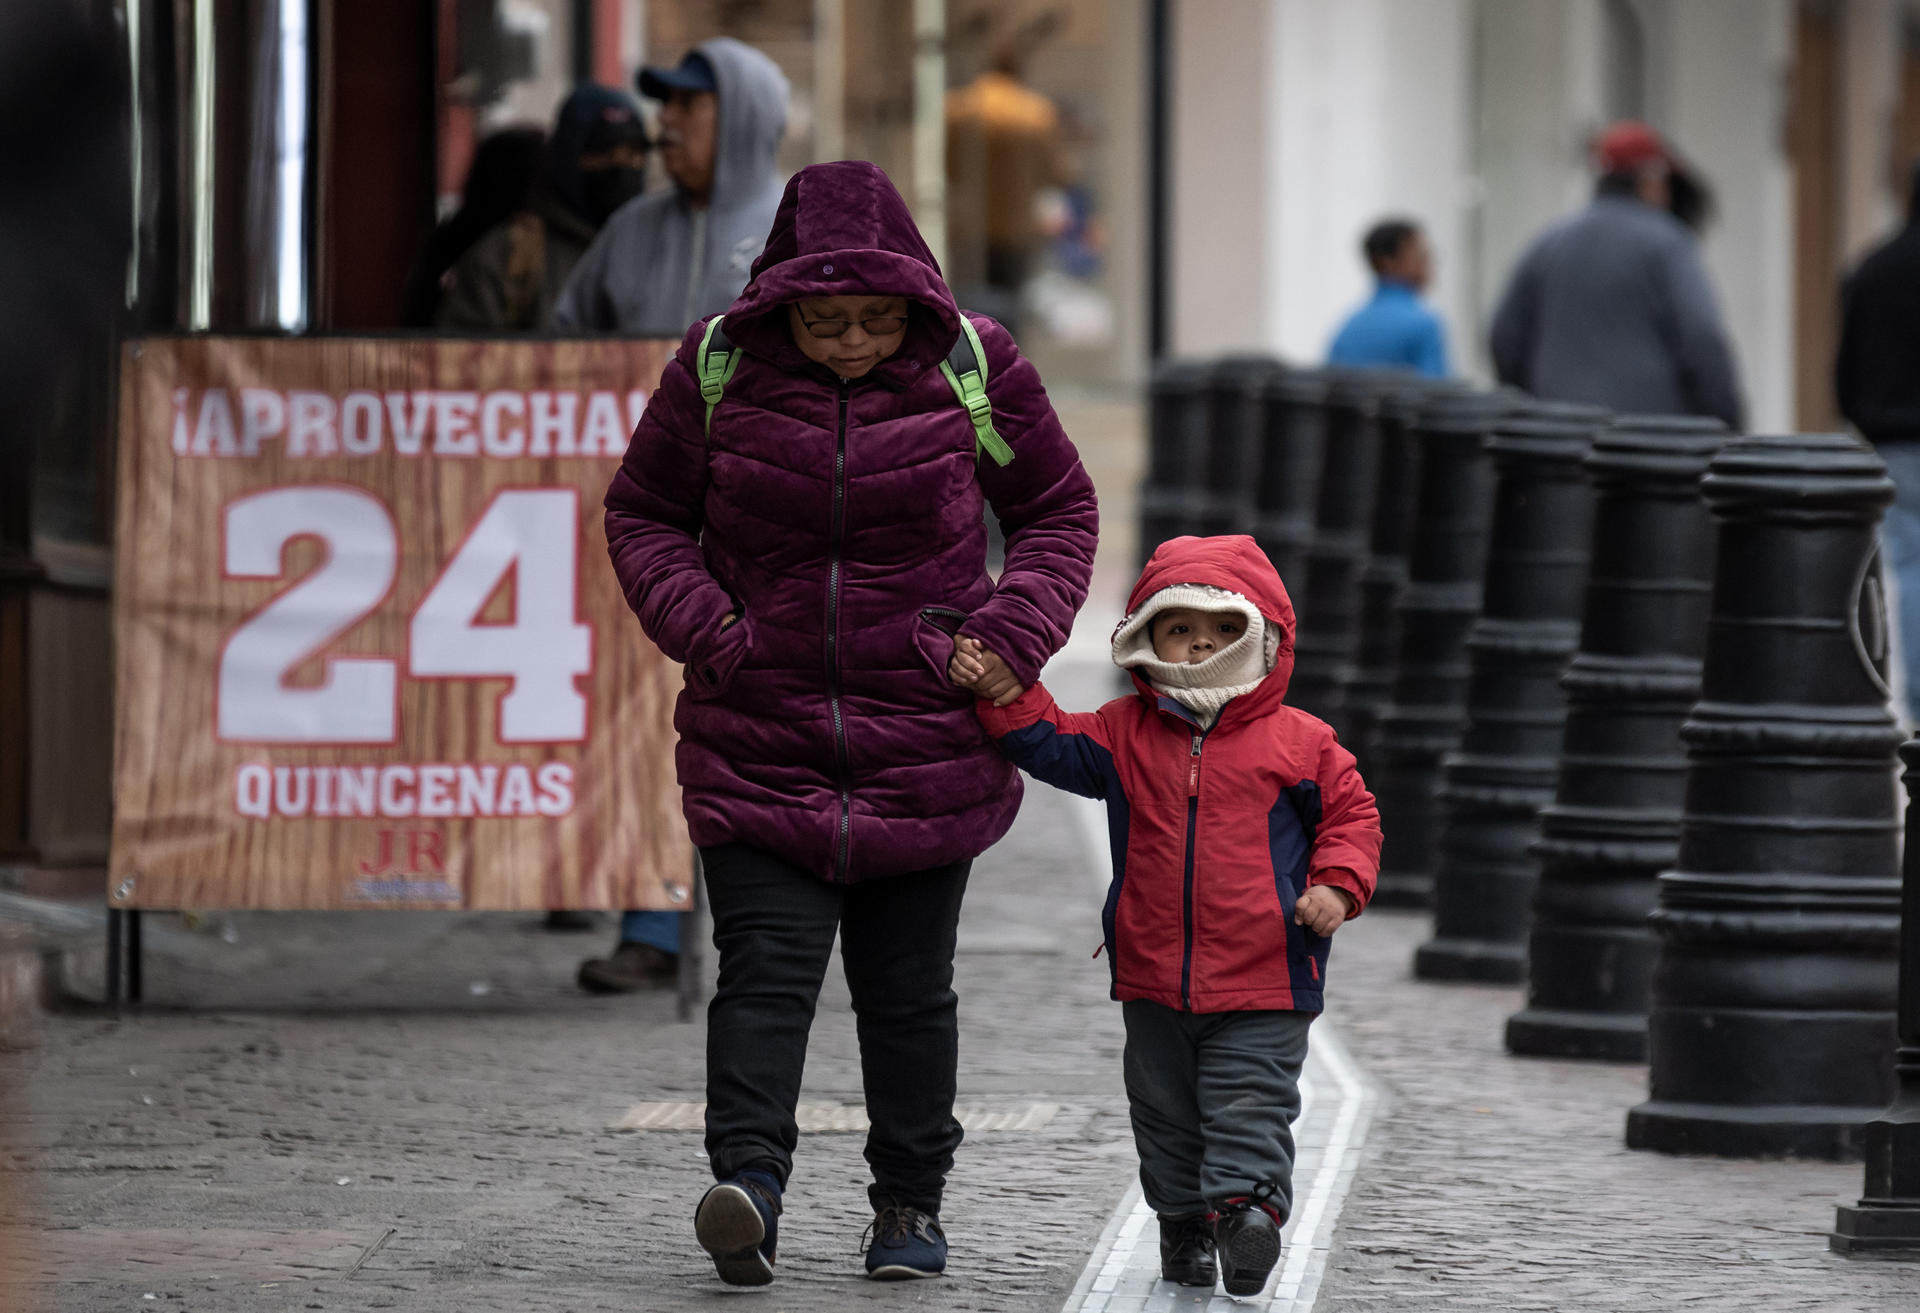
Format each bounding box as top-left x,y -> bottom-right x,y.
1490,119 -> 1743,430
1837,159 -> 1920,725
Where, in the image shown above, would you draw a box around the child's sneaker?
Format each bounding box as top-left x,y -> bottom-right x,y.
862,1204 -> 947,1279
1211,1198 -> 1282,1298
1157,1212 -> 1217,1287
694,1169 -> 782,1286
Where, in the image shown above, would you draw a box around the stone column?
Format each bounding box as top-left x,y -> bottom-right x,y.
1343,378 -> 1460,758
1628,432 -> 1902,1159
1833,733 -> 1920,1252
1139,359 -> 1213,561
1289,370 -> 1388,736
1252,369 -> 1328,590
1197,356 -> 1282,537
1365,389 -> 1517,909
1506,417 -> 1727,1061
1416,402 -> 1609,982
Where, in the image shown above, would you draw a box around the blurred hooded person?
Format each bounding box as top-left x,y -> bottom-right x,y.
403,126 -> 546,328
1490,120 -> 1743,430
437,85 -> 647,331
551,38 -> 789,335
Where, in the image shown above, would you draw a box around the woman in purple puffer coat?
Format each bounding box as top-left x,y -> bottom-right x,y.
604,161 -> 1098,1287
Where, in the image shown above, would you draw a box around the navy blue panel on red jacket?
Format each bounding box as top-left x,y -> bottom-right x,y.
978,536 -> 1381,1014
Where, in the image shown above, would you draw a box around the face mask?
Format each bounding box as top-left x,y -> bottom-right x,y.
582,167 -> 646,224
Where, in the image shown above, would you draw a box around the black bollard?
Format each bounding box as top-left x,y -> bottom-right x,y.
1198,356 -> 1283,537
1252,369 -> 1328,590
1832,734 -> 1920,1253
1139,359 -> 1214,562
1366,390 -> 1518,909
1289,370 -> 1394,736
1505,416 -> 1727,1061
1627,432 -> 1902,1159
1343,377 -> 1461,759
1415,401 -> 1610,982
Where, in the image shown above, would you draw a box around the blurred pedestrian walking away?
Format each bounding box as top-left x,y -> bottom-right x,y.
436,87 -> 645,332
603,161 -> 1097,1286
401,126 -> 546,328
1490,120 -> 1744,430
1327,218 -> 1449,377
551,39 -> 788,336
1837,160 -> 1920,725
944,20 -> 1069,334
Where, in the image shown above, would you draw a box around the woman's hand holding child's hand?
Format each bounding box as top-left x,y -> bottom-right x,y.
948,637 -> 1026,707
1293,885 -> 1356,936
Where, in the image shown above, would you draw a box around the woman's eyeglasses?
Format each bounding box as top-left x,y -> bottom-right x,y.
796,311 -> 910,340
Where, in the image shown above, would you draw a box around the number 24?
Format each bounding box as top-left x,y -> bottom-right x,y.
217,486 -> 591,744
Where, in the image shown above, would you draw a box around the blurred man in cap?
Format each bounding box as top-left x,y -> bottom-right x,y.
1490,120 -> 1744,430
557,38 -> 788,991
551,38 -> 788,337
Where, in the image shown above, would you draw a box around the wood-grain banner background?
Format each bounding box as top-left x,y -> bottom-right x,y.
111,336 -> 690,910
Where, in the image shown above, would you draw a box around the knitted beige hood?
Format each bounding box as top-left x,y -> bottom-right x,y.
1112,582 -> 1282,728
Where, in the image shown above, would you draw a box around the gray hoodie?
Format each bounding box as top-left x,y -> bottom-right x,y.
1489,191 -> 1744,431
550,38 -> 789,337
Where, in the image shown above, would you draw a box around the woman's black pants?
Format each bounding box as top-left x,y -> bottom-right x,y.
701,842 -> 971,1216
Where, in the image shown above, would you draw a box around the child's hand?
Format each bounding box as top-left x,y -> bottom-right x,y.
948,637 -> 1025,706
949,636 -> 987,687
1294,885 -> 1356,936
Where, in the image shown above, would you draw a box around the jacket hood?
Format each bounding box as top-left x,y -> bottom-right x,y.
719,161 -> 962,381
697,37 -> 790,214
1120,535 -> 1296,719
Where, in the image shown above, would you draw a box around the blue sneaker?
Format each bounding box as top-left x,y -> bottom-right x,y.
695,1170 -> 782,1286
862,1204 -> 947,1280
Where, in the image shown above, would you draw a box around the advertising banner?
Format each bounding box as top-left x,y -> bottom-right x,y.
110,337 -> 689,910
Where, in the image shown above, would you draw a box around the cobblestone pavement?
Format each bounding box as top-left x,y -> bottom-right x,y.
2,763 -> 1136,1312
8,652 -> 1920,1311
1315,911 -> 1920,1312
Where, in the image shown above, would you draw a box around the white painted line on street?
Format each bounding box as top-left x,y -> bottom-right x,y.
1268,1025 -> 1375,1311
1059,799 -> 1377,1312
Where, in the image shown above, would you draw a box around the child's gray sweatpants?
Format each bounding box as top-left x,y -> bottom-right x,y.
1121,1000 -> 1314,1219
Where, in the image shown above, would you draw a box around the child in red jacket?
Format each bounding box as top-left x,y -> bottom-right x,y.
950,534 -> 1381,1298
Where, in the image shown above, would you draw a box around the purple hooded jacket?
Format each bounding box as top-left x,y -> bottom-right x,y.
605,162 -> 1099,882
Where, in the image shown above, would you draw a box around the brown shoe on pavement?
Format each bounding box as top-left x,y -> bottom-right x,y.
577,941 -> 679,993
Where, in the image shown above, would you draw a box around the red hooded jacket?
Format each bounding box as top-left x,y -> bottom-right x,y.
977,536 -> 1381,1013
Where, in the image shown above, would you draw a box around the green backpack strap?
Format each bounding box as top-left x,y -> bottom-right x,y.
696,315 -> 742,437
699,310 -> 1014,467
940,316 -> 1015,467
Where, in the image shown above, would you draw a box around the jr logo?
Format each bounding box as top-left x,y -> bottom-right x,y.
357,827 -> 447,876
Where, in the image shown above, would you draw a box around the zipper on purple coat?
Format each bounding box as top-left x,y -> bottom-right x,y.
827,379 -> 854,880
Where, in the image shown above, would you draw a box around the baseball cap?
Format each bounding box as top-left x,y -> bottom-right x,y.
581,98 -> 648,153
638,50 -> 717,101
1593,120 -> 1671,174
